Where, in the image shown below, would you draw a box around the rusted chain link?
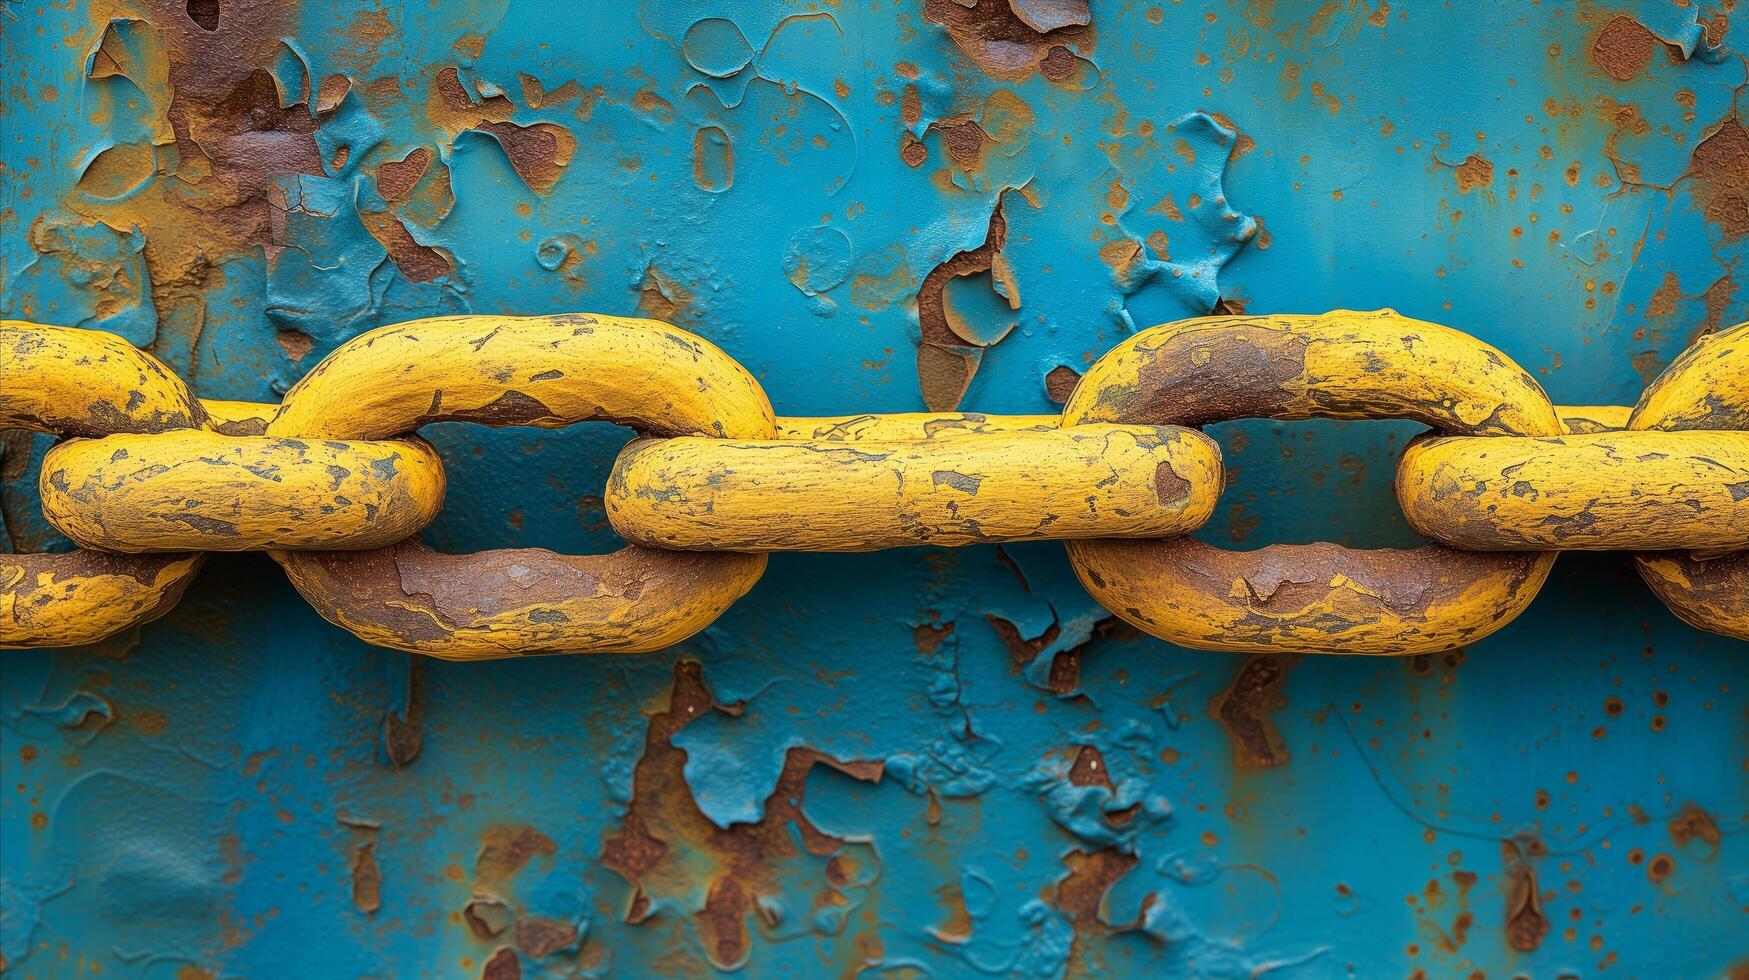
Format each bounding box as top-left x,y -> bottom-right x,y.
1627,322 -> 1749,641
2,312 -> 1744,655
1059,310 -> 1562,655
1,323 -> 207,647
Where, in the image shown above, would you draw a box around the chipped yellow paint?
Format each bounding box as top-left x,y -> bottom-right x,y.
1629,320 -> 1749,433
1557,404 -> 1632,434
200,398 -> 278,435
775,413 -> 1060,441
607,424 -> 1223,552
268,313 -> 776,441
1061,309 -> 1563,438
40,430 -> 447,553
265,313 -> 776,658
1628,319 -> 1749,641
1061,309 -> 1561,655
1,553 -> 203,649
1397,431 -> 1749,551
1,320 -> 209,648
1064,538 -> 1552,656
1,321 -> 206,436
273,544 -> 767,660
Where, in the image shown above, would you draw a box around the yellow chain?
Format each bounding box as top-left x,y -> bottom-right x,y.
2,311 -> 1744,655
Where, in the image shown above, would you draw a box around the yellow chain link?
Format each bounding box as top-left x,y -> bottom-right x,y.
3,312 -> 1744,654
1626,323 -> 1749,641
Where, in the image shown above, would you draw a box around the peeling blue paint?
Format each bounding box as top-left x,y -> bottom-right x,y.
3,0 -> 1747,977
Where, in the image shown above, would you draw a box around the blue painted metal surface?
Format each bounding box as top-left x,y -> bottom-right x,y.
2,0 -> 1746,976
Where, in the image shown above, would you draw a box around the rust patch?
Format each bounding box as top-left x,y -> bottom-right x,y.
513,917 -> 579,958
382,654 -> 425,768
900,131 -> 928,167
1210,655 -> 1293,768
922,0 -> 1096,82
359,209 -> 453,282
373,147 -> 434,202
599,661 -> 883,971
1096,323 -> 1311,427
1687,118 -> 1749,241
986,614 -> 1060,666
1044,364 -> 1082,403
1066,744 -> 1115,793
1647,851 -> 1676,883
474,120 -> 577,193
1502,840 -> 1547,952
426,66 -> 574,192
933,116 -> 989,170
476,825 -> 558,883
1591,15 -> 1657,82
1668,803 -> 1722,858
350,840 -> 382,914
1453,154 -> 1494,193
916,191 -> 1014,411
637,264 -> 695,323
480,948 -> 520,980
1056,848 -> 1141,973
274,329 -> 315,363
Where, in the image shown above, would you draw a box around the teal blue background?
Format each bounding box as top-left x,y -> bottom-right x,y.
3,0 -> 1746,976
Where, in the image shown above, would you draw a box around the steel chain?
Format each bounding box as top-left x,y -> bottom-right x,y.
2,311 -> 1744,655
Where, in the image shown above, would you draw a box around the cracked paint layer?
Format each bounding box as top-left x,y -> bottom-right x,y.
2,0 -> 1747,977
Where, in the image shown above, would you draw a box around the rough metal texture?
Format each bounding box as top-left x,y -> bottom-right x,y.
1,1 -> 1746,977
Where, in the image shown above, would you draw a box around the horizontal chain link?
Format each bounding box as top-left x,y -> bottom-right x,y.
41,430 -> 447,553
3,311 -> 1745,655
606,424 -> 1221,552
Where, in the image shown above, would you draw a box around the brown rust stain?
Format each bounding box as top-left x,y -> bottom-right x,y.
1210,654 -> 1293,769
426,66 -> 575,193
351,840 -> 382,914
480,947 -> 520,980
1056,848 -> 1141,974
1501,840 -> 1547,952
61,1 -> 330,370
1452,154 -> 1494,193
1688,118 -> 1749,241
1647,851 -> 1676,883
358,209 -> 453,282
599,661 -> 883,971
916,191 -> 1014,411
637,264 -> 695,322
1045,364 -> 1082,403
922,0 -> 1095,83
1097,323 -> 1311,428
372,146 -> 432,199
1590,15 -> 1657,81
1667,802 -> 1723,858
476,825 -> 559,884
382,654 -> 425,768
513,917 -> 579,958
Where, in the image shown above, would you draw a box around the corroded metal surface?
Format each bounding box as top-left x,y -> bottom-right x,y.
1062,310 -> 1564,654
3,2 -> 1747,978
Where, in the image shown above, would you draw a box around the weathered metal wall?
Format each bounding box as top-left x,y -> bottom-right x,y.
2,0 -> 1745,976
